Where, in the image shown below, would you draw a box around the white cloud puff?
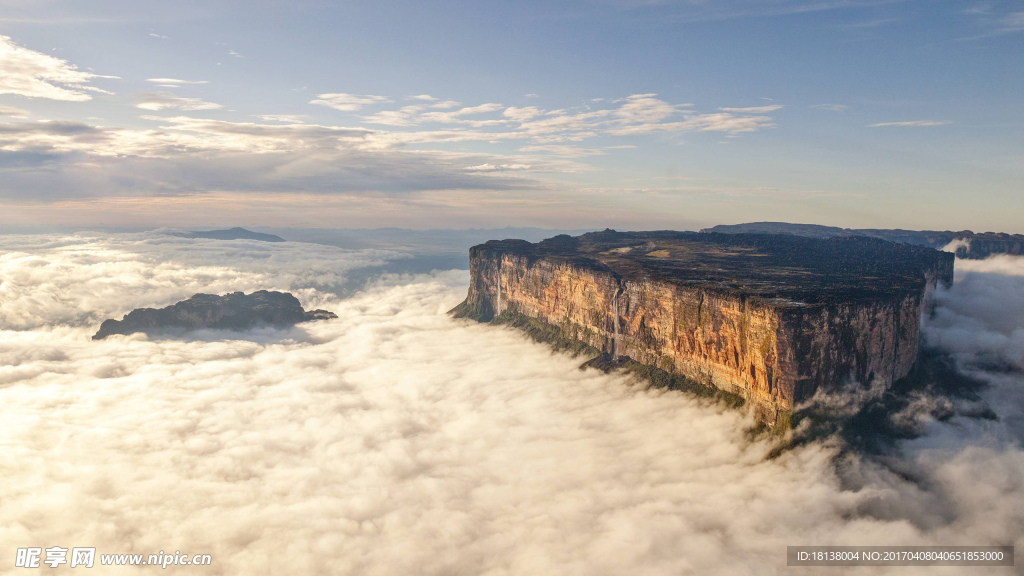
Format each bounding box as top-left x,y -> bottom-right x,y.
310,93 -> 390,112
464,162 -> 531,172
0,35 -> 116,101
868,120 -> 952,128
0,234 -> 1022,575
134,91 -> 223,111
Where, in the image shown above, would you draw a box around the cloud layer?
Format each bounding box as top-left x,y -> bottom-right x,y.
0,233 -> 1021,575
0,90 -> 780,200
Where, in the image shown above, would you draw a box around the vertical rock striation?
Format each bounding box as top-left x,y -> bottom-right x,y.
452,231 -> 954,427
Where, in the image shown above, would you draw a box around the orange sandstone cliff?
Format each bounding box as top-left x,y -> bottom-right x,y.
452,231 -> 954,427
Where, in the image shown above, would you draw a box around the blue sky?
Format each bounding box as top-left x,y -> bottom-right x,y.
0,0 -> 1021,231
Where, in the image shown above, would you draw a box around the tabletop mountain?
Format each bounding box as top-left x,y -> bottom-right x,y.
452,230 -> 954,428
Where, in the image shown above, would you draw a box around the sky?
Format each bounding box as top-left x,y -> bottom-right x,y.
0,0 -> 1022,232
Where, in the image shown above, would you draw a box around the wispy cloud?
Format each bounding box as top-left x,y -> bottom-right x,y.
0,105 -> 30,118
353,93 -> 778,141
839,17 -> 900,29
504,106 -> 544,122
628,0 -> 905,23
718,105 -> 784,113
0,117 -> 552,197
310,93 -> 390,112
999,11 -> 1024,33
146,78 -> 209,85
0,34 -> 117,101
812,103 -> 848,112
957,5 -> 1024,39
256,114 -> 308,123
464,163 -> 532,172
134,92 -> 223,111
419,103 -> 506,126
518,144 -> 607,158
361,106 -> 427,127
407,94 -> 438,101
868,120 -> 952,127
614,94 -> 681,123
0,84 -> 783,202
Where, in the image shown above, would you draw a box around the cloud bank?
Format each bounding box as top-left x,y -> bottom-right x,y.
0,89 -> 781,201
0,32 -> 789,209
0,233 -> 1021,575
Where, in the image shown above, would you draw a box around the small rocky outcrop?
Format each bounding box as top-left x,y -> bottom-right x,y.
93,291 -> 336,340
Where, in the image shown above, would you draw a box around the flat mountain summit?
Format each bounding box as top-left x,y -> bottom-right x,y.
93,290 -> 336,340
469,229 -> 953,305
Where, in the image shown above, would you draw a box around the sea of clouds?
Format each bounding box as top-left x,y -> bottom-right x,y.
0,233 -> 1021,575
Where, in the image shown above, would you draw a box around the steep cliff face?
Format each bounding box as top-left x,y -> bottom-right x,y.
452,231 -> 954,427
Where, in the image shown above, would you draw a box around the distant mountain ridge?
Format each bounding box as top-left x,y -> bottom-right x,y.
172,227 -> 285,242
700,222 -> 1024,260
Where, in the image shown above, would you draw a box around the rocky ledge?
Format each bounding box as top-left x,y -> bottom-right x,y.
93,290 -> 336,340
452,230 -> 955,428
